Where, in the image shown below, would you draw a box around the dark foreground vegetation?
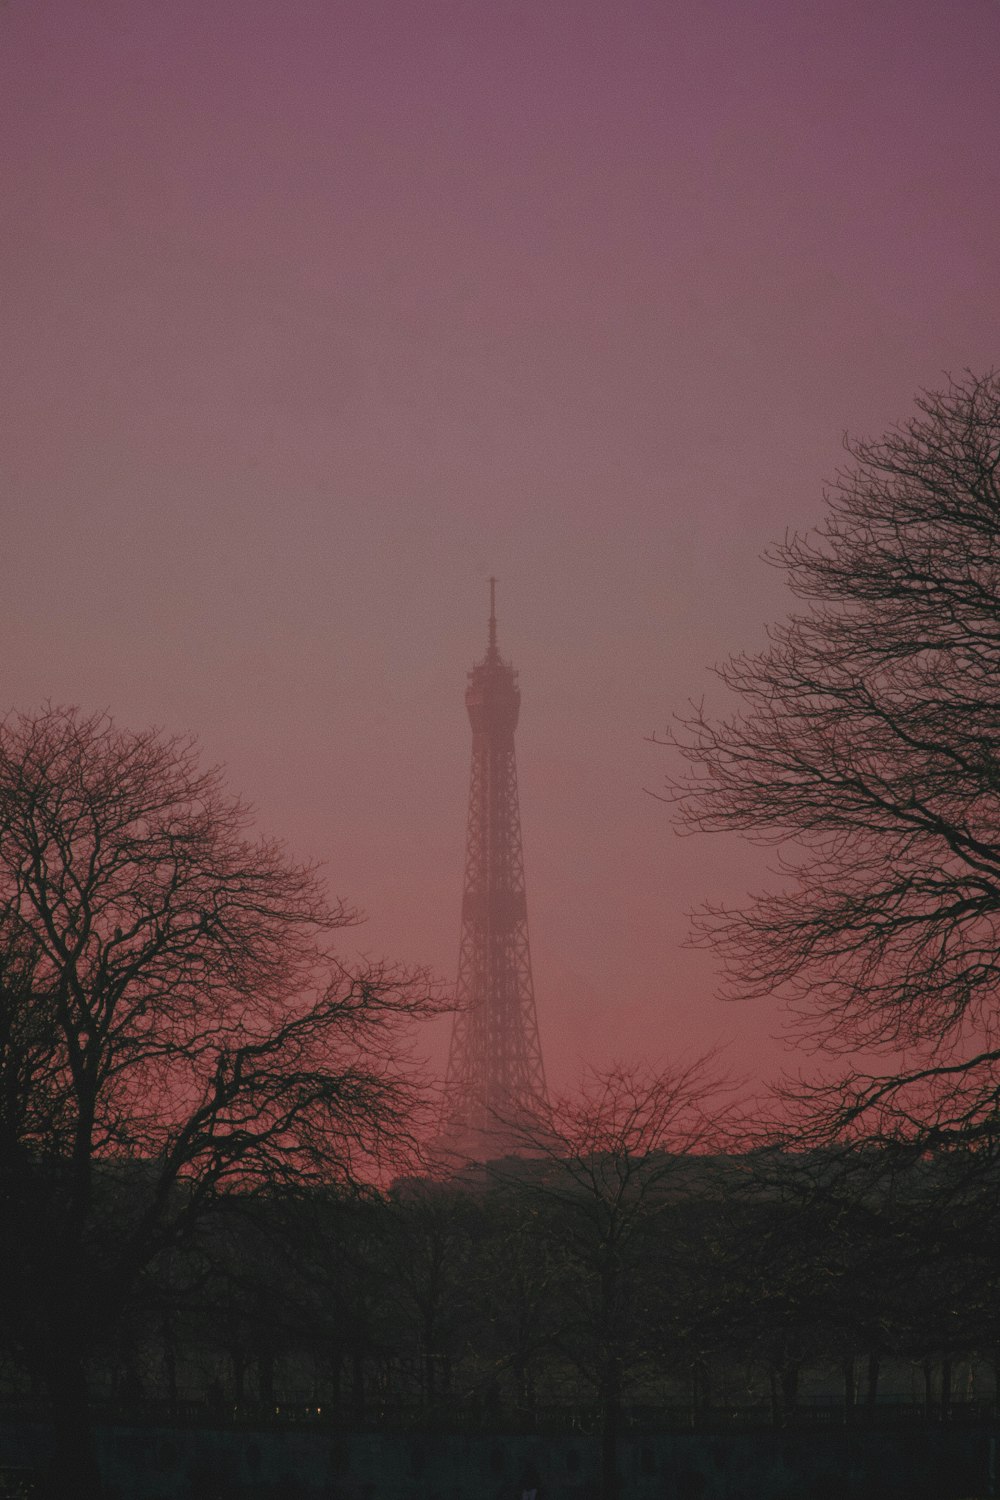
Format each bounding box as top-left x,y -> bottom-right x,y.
5,1140 -> 1000,1473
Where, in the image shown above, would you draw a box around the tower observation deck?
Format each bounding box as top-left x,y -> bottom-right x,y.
440,581 -> 548,1157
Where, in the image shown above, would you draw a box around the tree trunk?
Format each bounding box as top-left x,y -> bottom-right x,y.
865,1351 -> 880,1408
922,1360 -> 935,1419
231,1350 -> 247,1407
162,1322 -> 178,1415
328,1343 -> 343,1421
257,1348 -> 275,1408
843,1356 -> 856,1422
513,1357 -> 536,1429
780,1361 -> 799,1418
691,1358 -> 710,1425
350,1348 -> 365,1425
770,1361 -> 798,1426
42,1347 -> 103,1500
600,1363 -> 620,1500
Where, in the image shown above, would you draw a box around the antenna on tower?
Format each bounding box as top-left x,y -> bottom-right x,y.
488,575 -> 497,652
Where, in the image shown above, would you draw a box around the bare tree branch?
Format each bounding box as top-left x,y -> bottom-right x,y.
663,371 -> 1000,1143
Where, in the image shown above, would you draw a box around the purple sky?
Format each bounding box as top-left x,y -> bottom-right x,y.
2,0 -> 999,1094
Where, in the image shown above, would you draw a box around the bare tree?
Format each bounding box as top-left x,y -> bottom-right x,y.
494,1058 -> 734,1500
472,1180 -> 561,1428
665,371 -> 1000,1145
0,706 -> 434,1497
383,1178 -> 482,1415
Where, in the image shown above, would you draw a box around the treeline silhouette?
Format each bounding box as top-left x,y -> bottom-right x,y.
4,1143 -> 998,1437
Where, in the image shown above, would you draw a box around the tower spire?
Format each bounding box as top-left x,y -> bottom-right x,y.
440,589 -> 548,1159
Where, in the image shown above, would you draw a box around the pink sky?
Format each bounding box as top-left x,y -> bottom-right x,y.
2,0 -> 999,1095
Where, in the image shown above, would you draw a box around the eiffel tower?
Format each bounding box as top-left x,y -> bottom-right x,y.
441,580 -> 548,1157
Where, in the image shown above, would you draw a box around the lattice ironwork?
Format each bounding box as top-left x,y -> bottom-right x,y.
441,581 -> 548,1156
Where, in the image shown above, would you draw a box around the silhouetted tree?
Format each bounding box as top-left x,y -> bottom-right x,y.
666,371 -> 1000,1147
384,1178 -> 482,1415
721,1147 -> 910,1422
0,706 -> 434,1497
472,1180 -> 560,1427
267,1189 -> 390,1425
496,1058 -> 733,1500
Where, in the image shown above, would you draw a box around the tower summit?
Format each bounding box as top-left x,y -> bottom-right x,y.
441,581 -> 548,1156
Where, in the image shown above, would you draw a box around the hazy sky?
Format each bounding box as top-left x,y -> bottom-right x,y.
2,0 -> 999,1093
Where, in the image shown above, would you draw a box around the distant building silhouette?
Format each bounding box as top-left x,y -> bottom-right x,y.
439,580 -> 548,1158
